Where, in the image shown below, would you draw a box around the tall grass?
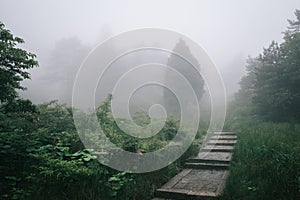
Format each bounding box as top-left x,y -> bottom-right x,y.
221,121 -> 300,200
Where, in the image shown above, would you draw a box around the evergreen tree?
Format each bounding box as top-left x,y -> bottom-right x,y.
163,39 -> 205,117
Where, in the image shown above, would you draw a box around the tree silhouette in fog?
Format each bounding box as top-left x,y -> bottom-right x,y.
163,39 -> 205,117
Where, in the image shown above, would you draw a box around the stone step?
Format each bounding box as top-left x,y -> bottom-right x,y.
213,132 -> 236,136
210,135 -> 237,140
207,143 -> 235,146
187,158 -> 230,165
207,140 -> 236,146
185,162 -> 229,170
197,152 -> 232,161
155,188 -> 218,200
154,131 -> 237,200
201,145 -> 234,152
155,169 -> 228,200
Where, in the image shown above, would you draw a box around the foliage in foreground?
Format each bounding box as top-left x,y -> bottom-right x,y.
0,100 -> 204,200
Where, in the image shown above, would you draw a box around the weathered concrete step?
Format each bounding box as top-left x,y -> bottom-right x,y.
156,188 -> 218,200
207,143 -> 235,146
201,145 -> 234,152
185,162 -> 229,170
154,130 -> 237,200
213,132 -> 236,136
210,135 -> 237,140
197,152 -> 232,161
207,140 -> 236,146
155,169 -> 228,200
187,158 -> 230,165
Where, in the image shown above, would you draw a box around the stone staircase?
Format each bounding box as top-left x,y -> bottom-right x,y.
153,131 -> 237,200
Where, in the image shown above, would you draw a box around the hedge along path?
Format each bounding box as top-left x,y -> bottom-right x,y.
153,131 -> 237,200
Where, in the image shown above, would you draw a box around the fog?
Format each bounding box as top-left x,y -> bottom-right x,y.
0,0 -> 299,105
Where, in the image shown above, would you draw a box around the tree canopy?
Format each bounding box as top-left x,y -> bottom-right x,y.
0,22 -> 38,103
236,10 -> 300,122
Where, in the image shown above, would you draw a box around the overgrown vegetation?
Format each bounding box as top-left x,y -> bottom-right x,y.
0,22 -> 206,199
222,10 -> 300,200
2,8 -> 300,200
222,121 -> 300,200
0,100 -> 204,200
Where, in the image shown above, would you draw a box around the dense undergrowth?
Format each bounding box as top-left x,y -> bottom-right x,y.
0,99 -> 205,200
221,120 -> 300,200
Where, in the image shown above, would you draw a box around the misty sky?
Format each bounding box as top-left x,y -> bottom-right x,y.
1,0 -> 299,103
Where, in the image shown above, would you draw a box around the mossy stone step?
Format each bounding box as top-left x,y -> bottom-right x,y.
201,145 -> 234,152
210,135 -> 237,140
187,158 -> 230,165
213,132 -> 236,136
185,162 -> 229,170
207,140 -> 236,146
155,169 -> 228,200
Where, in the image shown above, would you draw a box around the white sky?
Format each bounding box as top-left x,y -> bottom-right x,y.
1,0 -> 299,65
0,0 -> 299,100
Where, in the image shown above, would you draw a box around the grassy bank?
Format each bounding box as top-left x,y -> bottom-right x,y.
221,121 -> 300,200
